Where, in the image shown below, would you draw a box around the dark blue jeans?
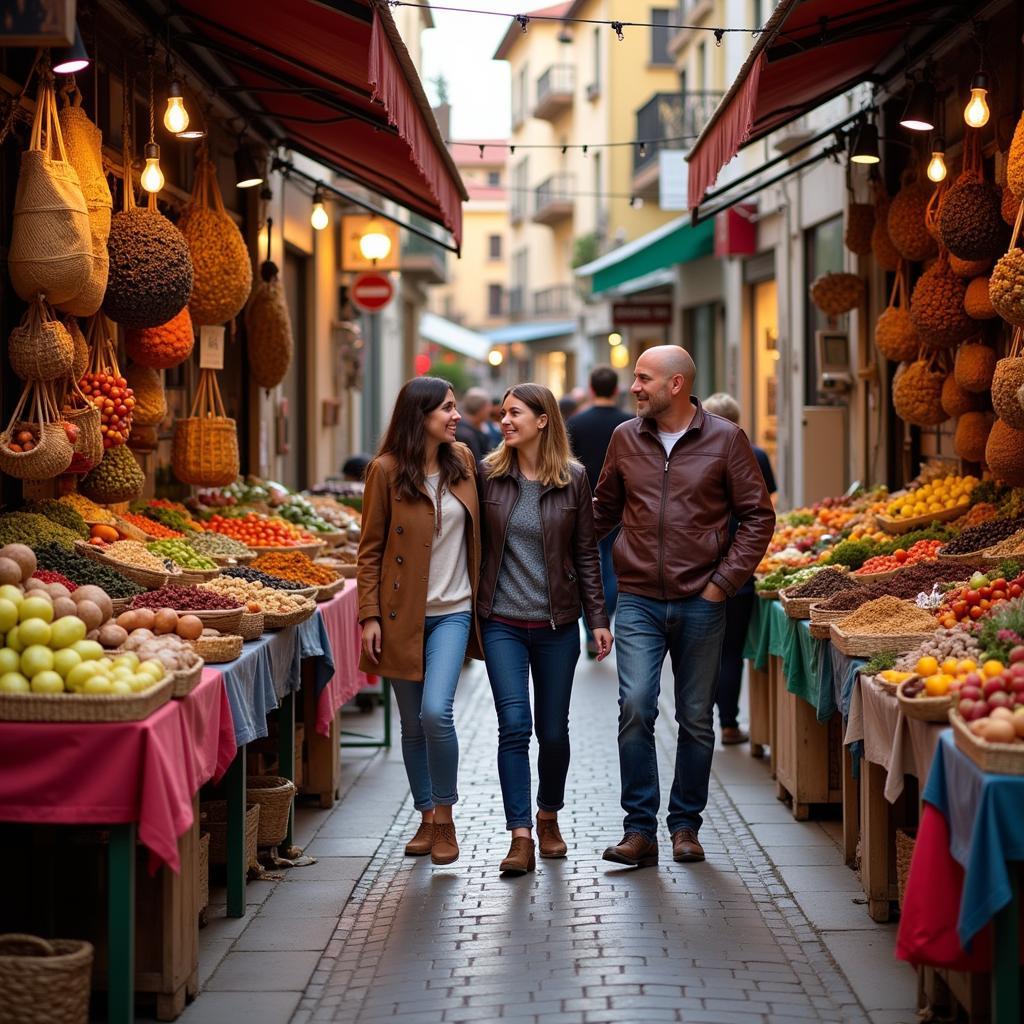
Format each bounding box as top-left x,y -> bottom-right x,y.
614,591 -> 727,838
584,528 -> 620,645
716,587 -> 755,729
482,619 -> 581,830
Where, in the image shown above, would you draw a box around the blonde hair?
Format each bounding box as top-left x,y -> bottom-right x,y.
703,392 -> 741,424
484,383 -> 576,487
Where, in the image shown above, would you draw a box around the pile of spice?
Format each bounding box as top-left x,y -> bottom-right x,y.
0,512 -> 82,552
120,510 -> 184,539
186,531 -> 252,559
836,595 -> 938,635
34,542 -> 144,597
784,567 -> 861,599
102,540 -> 173,573
940,517 -> 1024,555
983,528 -> 1024,558
25,500 -> 90,539
221,565 -> 307,591
31,569 -> 77,590
59,492 -> 117,525
817,560 -> 988,611
251,551 -> 338,586
131,584 -> 242,611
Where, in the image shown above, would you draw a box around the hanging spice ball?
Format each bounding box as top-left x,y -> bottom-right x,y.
954,411 -> 994,463
125,307 -> 195,369
874,306 -> 918,363
949,254 -> 991,278
892,359 -> 947,427
941,373 -> 984,419
954,341 -> 997,393
809,273 -> 864,317
1007,112 -> 1024,199
986,418 -> 1024,487
964,276 -> 997,320
909,259 -> 974,348
1001,184 -> 1020,227
991,358 -> 1024,430
938,180 -> 1010,261
888,178 -> 938,263
989,249 -> 1024,326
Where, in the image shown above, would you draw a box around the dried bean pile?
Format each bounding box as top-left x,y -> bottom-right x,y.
837,596 -> 937,635
130,584 -> 242,611
104,540 -> 170,572
31,569 -> 77,590
221,566 -> 306,591
785,567 -> 861,599
34,542 -> 144,597
817,560 -> 988,611
940,517 -> 1024,555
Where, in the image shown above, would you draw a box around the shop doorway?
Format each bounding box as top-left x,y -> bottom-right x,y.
750,279 -> 779,466
281,247 -> 310,491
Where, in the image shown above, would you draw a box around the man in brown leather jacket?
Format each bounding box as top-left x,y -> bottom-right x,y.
593,346 -> 775,867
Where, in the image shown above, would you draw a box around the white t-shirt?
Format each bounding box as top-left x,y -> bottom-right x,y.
423,473 -> 472,616
657,427 -> 688,456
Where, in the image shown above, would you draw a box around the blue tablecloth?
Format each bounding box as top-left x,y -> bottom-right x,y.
924,730 -> 1024,948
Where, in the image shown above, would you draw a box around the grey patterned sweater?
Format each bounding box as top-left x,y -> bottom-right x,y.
491,479 -> 550,622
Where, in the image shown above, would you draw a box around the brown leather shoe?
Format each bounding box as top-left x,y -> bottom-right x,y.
721,727 -> 749,745
431,821 -> 459,865
672,827 -> 705,863
499,836 -> 536,876
602,832 -> 658,867
536,814 -> 567,858
404,820 -> 434,856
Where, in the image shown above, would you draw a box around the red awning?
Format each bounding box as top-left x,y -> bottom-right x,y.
687,0 -> 958,209
172,0 -> 465,246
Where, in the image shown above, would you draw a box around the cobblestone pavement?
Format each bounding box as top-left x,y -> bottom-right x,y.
290,655 -> 880,1024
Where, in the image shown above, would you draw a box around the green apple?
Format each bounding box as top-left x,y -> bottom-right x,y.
53,648 -> 82,679
82,676 -> 113,694
65,661 -> 96,691
0,647 -> 21,675
0,671 -> 29,693
50,616 -> 86,649
0,585 -> 23,606
30,671 -> 64,694
5,626 -> 22,653
20,645 -> 54,678
138,659 -> 166,681
19,596 -> 53,624
18,618 -> 51,648
71,640 -> 104,662
113,653 -> 140,669
0,598 -> 19,633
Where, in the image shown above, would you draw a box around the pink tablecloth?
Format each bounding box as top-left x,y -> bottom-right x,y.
0,671 -> 235,872
316,579 -> 375,736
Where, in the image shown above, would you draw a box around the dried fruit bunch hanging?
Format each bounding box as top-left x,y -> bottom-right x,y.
954,410 -> 994,463
178,155 -> 252,326
809,272 -> 864,318
938,130 -> 1009,262
124,306 -> 194,369
80,442 -> 145,505
892,354 -> 948,427
986,417 -> 1024,487
955,340 -> 997,393
245,217 -> 293,389
871,182 -> 900,271
989,197 -> 1024,326
940,372 -> 984,419
1007,109 -> 1024,199
0,381 -> 75,480
991,329 -> 1024,431
888,169 -> 938,263
909,256 -> 974,348
950,255 -> 991,278
964,276 -> 997,319
874,264 -> 918,362
77,314 -> 135,448
7,295 -> 74,382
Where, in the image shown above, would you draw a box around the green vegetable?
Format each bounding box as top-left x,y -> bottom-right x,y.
24,500 -> 89,539
147,539 -> 218,570
823,539 -> 879,571
996,559 -> 1023,582
977,597 -> 1024,663
864,651 -> 897,675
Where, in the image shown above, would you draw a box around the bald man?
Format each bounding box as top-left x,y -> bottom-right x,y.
593,345 -> 775,867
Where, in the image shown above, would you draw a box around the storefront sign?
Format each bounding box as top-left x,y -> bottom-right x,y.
351,273 -> 394,312
612,302 -> 672,326
199,326 -> 225,369
340,214 -> 400,272
714,205 -> 757,258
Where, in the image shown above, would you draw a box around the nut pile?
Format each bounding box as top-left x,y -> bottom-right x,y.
984,529 -> 1024,558
785,567 -> 861,599
818,561 -> 988,611
200,577 -> 313,615
147,539 -> 218,571
251,551 -> 338,586
896,627 -> 982,672
131,585 -> 242,611
221,566 -> 306,591
836,596 -> 938,635
103,540 -> 172,573
940,517 -> 1024,554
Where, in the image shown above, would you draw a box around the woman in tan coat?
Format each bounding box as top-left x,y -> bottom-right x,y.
357,377 -> 483,866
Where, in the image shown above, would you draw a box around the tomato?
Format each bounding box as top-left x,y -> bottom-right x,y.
966,590 -> 981,606
980,586 -> 992,599
970,606 -> 985,620
952,601 -> 968,617
993,589 -> 1007,602
1012,584 -> 1023,598
991,579 -> 1008,592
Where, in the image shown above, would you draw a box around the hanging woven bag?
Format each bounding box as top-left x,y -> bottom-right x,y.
0,381 -> 75,480
955,340 -> 997,393
991,330 -> 1024,431
8,296 -> 74,382
989,199 -> 1024,326
172,368 -> 240,487
909,255 -> 974,349
245,218 -> 293,389
8,71 -> 92,305
67,314 -> 90,380
874,263 -> 919,363
1007,110 -> 1024,199
179,156 -> 252,326
60,380 -> 104,474
986,418 -> 1024,487
78,314 -> 135,448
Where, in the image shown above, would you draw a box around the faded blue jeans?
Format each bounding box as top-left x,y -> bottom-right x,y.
390,611 -> 471,810
614,591 -> 727,838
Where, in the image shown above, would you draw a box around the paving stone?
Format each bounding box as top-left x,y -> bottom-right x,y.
206,950 -> 320,992
176,990 -> 301,1023
233,916 -> 339,952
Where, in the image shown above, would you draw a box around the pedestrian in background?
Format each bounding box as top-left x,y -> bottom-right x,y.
594,347 -> 775,868
702,392 -> 777,746
455,387 -> 498,460
477,383 -> 612,876
566,365 -> 632,658
357,377 -> 484,866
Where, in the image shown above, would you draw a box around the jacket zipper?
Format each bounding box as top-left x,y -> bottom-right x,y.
658,455 -> 670,599
538,502 -> 556,630
486,479 -> 521,618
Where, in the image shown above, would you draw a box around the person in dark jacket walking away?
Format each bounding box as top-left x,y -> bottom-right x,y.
566,365 -> 631,658
478,383 -> 612,876
593,347 -> 775,867
702,392 -> 777,746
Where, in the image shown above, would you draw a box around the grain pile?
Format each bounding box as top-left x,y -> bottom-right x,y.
785,567 -> 861,599
836,596 -> 938,635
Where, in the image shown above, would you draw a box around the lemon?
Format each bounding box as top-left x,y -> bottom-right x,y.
917,656 -> 939,677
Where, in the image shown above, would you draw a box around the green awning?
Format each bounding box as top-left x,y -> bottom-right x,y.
589,217 -> 715,295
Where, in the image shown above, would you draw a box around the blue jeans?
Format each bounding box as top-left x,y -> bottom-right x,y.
482,619 -> 581,830
390,612 -> 471,810
584,528 -> 620,645
716,586 -> 755,729
614,592 -> 727,837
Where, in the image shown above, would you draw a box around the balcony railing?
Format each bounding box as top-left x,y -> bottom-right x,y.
633,90 -> 723,175
534,64 -> 574,121
532,284 -> 574,318
507,286 -> 525,320
533,173 -> 575,226
401,216 -> 448,285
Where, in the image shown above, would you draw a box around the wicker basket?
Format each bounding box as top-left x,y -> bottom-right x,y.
876,505 -> 965,534
190,607 -> 244,633
176,566 -> 222,586
829,623 -> 935,658
0,933 -> 94,1024
198,832 -> 210,924
211,552 -> 256,567
191,634 -> 244,663
262,601 -> 317,630
851,566 -> 905,583
895,827 -> 917,912
202,801 -> 260,871
250,541 -> 326,558
74,540 -> 176,590
0,677 -> 171,723
171,368 -> 240,487
871,673 -> 901,696
315,577 -> 346,603
950,710 -> 1024,774
111,597 -> 132,615
897,679 -> 953,722
756,589 -> 780,600
809,621 -> 833,640
110,514 -> 154,542
170,657 -> 204,698
779,591 -> 815,620
936,548 -> 990,564
237,610 -> 264,641
246,776 -> 296,847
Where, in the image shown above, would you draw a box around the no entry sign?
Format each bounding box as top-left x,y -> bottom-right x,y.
351,272 -> 394,312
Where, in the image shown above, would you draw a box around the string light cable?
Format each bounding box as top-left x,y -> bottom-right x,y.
450,135 -> 700,157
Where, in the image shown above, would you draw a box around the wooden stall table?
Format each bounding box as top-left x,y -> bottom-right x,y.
743,594 -> 775,759
0,671 -> 235,1022
844,675 -> 944,922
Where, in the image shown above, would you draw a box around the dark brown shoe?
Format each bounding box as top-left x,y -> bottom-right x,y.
431,822 -> 459,865
499,836 -> 536,876
404,820 -> 434,856
672,828 -> 705,863
721,727 -> 749,745
536,814 -> 567,858
602,832 -> 658,867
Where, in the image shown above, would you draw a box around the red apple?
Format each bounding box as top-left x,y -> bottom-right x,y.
959,698 -> 976,717
967,702 -> 990,721
983,678 -> 1007,698
960,684 -> 983,702
1010,646 -> 1024,665
989,690 -> 1012,709
964,673 -> 984,689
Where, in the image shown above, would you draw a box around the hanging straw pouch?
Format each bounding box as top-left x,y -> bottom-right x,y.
0,382 -> 75,480
8,296 -> 74,382
172,368 -> 240,486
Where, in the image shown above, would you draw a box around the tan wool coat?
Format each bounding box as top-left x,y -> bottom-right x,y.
357,444 -> 484,681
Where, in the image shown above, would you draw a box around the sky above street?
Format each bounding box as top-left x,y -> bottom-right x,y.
421,2 -> 523,140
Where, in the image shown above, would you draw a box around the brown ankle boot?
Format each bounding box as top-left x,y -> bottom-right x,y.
536,814 -> 567,858
499,836 -> 536,876
431,821 -> 459,865
404,820 -> 434,856
602,832 -> 658,868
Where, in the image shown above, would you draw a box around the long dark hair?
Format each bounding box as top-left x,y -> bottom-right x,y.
376,376 -> 469,501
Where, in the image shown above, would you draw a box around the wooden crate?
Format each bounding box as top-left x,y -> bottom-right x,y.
857,762 -> 917,923
746,661 -> 771,760
301,662 -> 340,808
774,681 -> 843,820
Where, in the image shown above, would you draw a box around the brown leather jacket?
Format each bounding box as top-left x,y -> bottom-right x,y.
476,462 -> 609,630
593,399 -> 775,600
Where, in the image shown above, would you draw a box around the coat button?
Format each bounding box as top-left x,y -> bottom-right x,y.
396,526 -> 404,534
393,581 -> 400,590
396,555 -> 404,564
389,610 -> 397,619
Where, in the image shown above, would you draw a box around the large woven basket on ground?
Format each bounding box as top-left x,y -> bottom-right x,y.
246,775 -> 297,847
202,802 -> 260,871
0,933 -> 94,1024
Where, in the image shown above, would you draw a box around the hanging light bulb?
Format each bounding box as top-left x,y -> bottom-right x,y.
487,349 -> 504,367
926,139 -> 947,183
964,72 -> 990,127
311,189 -> 329,231
163,79 -> 189,134
359,218 -> 392,262
850,121 -> 880,165
140,141 -> 165,192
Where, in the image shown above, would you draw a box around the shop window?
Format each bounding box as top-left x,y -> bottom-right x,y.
682,302 -> 721,400
488,234 -> 503,260
488,283 -> 504,317
650,9 -> 673,64
803,216 -> 845,407
487,170 -> 501,187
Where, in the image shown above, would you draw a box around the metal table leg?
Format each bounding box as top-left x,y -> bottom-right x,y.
225,746 -> 247,918
278,691 -> 295,849
340,678 -> 392,748
107,823 -> 136,1024
992,862 -> 1020,1024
